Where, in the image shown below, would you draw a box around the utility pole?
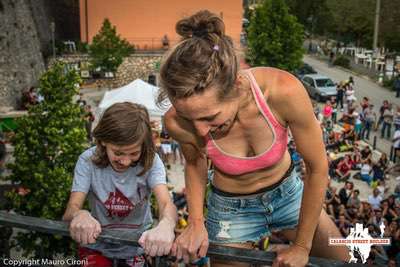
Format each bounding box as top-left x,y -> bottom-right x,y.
373,0 -> 381,53
50,22 -> 56,59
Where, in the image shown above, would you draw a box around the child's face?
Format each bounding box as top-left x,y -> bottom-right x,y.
102,141 -> 143,172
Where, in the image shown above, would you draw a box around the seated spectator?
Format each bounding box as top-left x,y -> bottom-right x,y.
372,161 -> 385,182
347,189 -> 361,216
335,155 -> 352,181
351,146 -> 362,170
358,202 -> 373,225
325,185 -> 341,218
382,200 -> 397,224
339,181 -> 354,205
378,153 -> 390,173
368,209 -> 386,230
376,180 -> 388,198
335,214 -> 352,237
368,188 -> 383,210
360,146 -> 372,163
360,158 -> 373,185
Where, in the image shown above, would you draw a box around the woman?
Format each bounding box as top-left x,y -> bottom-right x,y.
158,10 -> 349,266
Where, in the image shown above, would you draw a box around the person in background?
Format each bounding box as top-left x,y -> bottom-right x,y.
330,96 -> 338,123
394,76 -> 400,98
336,82 -> 345,111
360,159 -> 373,185
338,181 -> 354,206
361,104 -> 376,140
335,155 -> 352,176
393,106 -> 400,131
63,103 -> 177,267
84,105 -> 95,143
393,127 -> 400,163
160,130 -> 172,169
377,100 -> 389,130
360,97 -> 369,111
322,100 -> 333,124
368,188 -> 383,210
381,103 -> 394,139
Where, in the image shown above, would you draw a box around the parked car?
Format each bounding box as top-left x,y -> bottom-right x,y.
293,63 -> 317,80
301,74 -> 337,102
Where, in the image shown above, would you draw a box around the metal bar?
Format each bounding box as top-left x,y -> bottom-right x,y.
0,211 -> 366,266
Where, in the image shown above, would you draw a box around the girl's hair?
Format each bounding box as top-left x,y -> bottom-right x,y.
92,102 -> 155,176
158,10 -> 239,105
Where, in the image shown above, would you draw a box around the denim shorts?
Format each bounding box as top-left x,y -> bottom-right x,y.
206,169 -> 304,244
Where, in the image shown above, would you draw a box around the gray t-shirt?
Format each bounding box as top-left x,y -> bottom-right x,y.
72,147 -> 166,259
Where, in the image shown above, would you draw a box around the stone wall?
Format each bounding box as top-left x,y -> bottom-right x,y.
56,53 -> 164,89
0,0 -> 80,110
0,0 -> 45,110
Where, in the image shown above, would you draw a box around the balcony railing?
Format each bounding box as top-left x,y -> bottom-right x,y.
0,211 -> 367,267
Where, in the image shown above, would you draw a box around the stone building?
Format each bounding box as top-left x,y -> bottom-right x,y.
0,0 -> 79,109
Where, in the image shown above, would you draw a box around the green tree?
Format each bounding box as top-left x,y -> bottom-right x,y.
6,62 -> 88,258
89,18 -> 134,73
380,0 -> 400,52
246,0 -> 304,71
285,0 -> 333,36
326,0 -> 375,47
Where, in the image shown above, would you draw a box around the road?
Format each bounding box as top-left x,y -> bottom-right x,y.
303,55 -> 399,157
303,55 -> 400,108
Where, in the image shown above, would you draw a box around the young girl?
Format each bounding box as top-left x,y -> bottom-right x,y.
63,102 -> 177,267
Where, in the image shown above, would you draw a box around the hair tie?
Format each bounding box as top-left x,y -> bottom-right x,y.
213,45 -> 219,51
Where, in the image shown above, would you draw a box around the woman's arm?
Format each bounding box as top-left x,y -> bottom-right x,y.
269,70 -> 329,252
164,110 -> 209,262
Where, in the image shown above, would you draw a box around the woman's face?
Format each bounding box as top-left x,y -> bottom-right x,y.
173,86 -> 240,137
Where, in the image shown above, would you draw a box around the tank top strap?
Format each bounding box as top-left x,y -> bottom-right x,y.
244,69 -> 285,129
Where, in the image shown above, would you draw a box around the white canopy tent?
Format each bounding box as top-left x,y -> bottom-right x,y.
98,79 -> 170,120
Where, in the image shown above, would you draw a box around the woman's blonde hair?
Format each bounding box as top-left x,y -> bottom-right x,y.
92,102 -> 155,176
158,10 -> 239,106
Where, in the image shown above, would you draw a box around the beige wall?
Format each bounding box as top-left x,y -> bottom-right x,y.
80,0 -> 243,50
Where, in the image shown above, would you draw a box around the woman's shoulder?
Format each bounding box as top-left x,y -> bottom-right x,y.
249,67 -> 304,101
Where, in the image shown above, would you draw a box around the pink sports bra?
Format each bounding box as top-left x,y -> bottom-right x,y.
205,69 -> 288,176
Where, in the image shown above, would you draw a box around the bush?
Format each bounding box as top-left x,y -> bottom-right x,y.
382,77 -> 395,90
333,55 -> 351,69
6,62 -> 88,259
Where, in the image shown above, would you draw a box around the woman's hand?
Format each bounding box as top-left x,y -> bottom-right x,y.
171,220 -> 209,264
272,244 -> 310,267
138,218 -> 175,257
69,210 -> 101,245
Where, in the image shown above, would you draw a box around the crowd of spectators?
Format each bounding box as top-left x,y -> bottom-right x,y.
289,77 -> 400,265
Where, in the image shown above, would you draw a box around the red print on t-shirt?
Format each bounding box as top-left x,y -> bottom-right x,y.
104,189 -> 134,218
